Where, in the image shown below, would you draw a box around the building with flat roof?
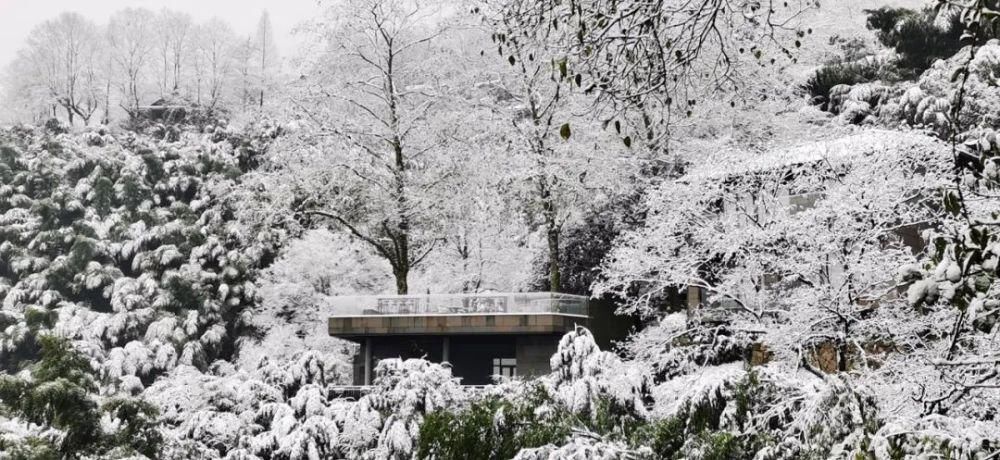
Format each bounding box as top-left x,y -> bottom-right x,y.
327,292 -> 635,385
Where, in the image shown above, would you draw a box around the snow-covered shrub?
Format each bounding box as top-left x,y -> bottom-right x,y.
513,435 -> 651,460
149,353 -> 458,460
864,6 -> 966,73
868,415 -> 1000,459
341,358 -> 463,460
622,313 -> 755,381
420,326 -> 883,460
824,82 -> 894,125
0,123 -> 281,389
548,326 -> 650,421
0,335 -> 163,458
418,384 -> 575,460
147,349 -> 350,460
801,59 -> 886,109
877,40 -> 1000,134
421,328 -> 653,459
649,365 -> 879,459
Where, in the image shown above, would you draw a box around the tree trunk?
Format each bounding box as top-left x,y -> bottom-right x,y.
386,45 -> 414,296
547,225 -> 561,293
103,81 -> 111,124
459,240 -> 470,293
173,58 -> 181,92
540,179 -> 560,292
837,341 -> 848,372
838,322 -> 850,372
393,265 -> 409,295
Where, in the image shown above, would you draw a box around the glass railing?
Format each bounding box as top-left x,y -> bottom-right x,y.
326,292 -> 589,317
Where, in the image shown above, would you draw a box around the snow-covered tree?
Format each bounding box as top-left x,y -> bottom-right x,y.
233,36 -> 257,112
488,0 -> 816,149
6,13 -> 104,126
148,350 -> 348,459
479,1 -> 643,293
0,120 -> 280,392
107,8 -> 157,119
2,8 -> 269,125
341,358 -> 463,459
190,18 -> 239,110
598,130 -> 949,375
0,335 -> 162,458
412,89 -> 540,293
548,326 -> 650,419
898,0 -> 1000,425
240,229 -> 389,369
147,354 -> 458,460
274,0 -> 463,294
253,11 -> 280,109
154,9 -> 194,98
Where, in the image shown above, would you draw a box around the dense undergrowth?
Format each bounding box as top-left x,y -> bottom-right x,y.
0,117 -> 286,457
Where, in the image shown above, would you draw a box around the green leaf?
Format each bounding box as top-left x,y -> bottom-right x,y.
559,123 -> 571,140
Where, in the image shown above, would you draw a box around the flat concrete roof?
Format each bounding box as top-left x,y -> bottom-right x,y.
329,313 -> 589,340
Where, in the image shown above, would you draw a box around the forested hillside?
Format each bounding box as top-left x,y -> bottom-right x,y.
0,0 -> 999,459
0,116 -> 289,456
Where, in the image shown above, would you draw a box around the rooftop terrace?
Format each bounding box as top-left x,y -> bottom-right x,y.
326,292 -> 591,338
325,292 -> 589,317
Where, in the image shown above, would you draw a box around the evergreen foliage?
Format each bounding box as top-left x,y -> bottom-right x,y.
0,121 -> 280,389
418,389 -> 610,460
418,363 -> 882,460
802,60 -> 889,110
0,335 -> 162,458
0,120 -> 283,458
865,7 -> 966,73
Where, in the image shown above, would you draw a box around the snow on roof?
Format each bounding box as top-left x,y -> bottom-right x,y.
684,129 -> 946,182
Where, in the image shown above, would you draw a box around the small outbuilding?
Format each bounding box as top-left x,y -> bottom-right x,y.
137,97 -> 189,123
327,292 -> 637,385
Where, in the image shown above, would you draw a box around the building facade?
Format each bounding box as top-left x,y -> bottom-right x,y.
327,292 -> 635,385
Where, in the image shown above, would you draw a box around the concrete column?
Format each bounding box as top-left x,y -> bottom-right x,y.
442,336 -> 450,364
363,337 -> 372,385
686,285 -> 701,318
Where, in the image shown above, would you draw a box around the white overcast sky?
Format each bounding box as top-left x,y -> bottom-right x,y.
0,0 -> 931,84
0,0 -> 323,71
